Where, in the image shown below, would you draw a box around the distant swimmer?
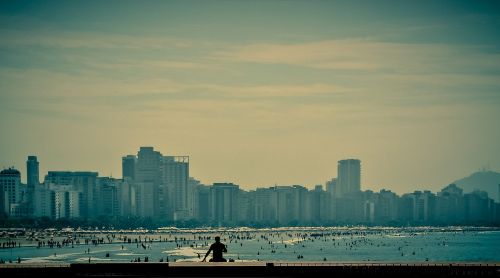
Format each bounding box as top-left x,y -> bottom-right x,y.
202,236 -> 227,262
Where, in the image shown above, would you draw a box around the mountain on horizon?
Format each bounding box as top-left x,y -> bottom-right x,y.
451,170 -> 500,202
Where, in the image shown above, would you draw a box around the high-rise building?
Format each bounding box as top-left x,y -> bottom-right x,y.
252,187 -> 278,223
0,168 -> 22,217
135,147 -> 162,218
44,171 -> 98,218
194,184 -> 211,222
122,155 -> 136,180
120,148 -> 190,219
96,177 -> 121,217
210,183 -> 239,225
310,185 -> 330,224
292,185 -> 310,223
326,178 -> 337,197
163,156 -> 189,220
33,184 -> 55,218
237,190 -> 250,223
187,177 -> 201,219
53,185 -> 83,219
464,190 -> 493,223
402,190 -> 436,223
335,190 -> 364,223
337,159 -> 361,196
376,189 -> 399,223
436,184 -> 464,224
118,178 -> 134,217
25,156 -> 39,215
275,186 -> 296,225
26,156 -> 39,187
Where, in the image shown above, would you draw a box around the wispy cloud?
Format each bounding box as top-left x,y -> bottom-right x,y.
0,29 -> 194,49
214,39 -> 500,74
65,56 -> 221,71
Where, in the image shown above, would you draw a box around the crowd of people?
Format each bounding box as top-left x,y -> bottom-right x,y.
0,227 -> 492,264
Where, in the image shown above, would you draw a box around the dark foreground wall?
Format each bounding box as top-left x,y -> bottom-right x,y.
0,262 -> 498,278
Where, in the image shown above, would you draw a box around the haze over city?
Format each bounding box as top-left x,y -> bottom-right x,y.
1,1 -> 500,194
1,2 -> 500,273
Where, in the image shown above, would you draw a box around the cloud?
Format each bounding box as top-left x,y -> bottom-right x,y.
214,39 -> 500,74
63,56 -> 222,71
1,31 -> 499,131
0,29 -> 193,49
0,67 -> 352,99
0,27 -> 225,72
214,40 -> 379,70
0,68 -> 356,123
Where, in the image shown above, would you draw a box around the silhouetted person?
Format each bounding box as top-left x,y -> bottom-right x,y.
202,236 -> 227,262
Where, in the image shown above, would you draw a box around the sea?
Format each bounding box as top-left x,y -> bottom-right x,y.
1,227 -> 499,263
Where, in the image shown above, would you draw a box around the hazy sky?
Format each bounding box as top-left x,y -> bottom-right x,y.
1,0 -> 499,194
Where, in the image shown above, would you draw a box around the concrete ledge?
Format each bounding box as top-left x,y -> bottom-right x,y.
0,262 -> 498,277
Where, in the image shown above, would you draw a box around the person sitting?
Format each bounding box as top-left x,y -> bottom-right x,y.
202,236 -> 227,262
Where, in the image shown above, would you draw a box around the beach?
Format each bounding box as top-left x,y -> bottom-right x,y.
1,227 -> 499,264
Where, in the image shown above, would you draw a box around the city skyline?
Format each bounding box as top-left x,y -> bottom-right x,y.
1,147 -> 499,201
0,148 -> 498,195
1,1 -> 500,194
1,150 -> 498,226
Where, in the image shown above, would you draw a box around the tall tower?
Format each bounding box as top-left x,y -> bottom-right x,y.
26,156 -> 39,187
26,156 -> 39,216
135,147 -> 162,218
337,159 -> 361,196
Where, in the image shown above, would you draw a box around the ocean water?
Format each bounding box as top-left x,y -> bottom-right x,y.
1,227 -> 499,263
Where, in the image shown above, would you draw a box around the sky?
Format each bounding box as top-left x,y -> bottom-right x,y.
0,0 -> 499,194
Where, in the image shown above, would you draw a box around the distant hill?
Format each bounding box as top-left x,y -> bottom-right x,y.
451,171 -> 500,202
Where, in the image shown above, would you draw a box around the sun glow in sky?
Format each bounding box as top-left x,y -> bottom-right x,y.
1,0 -> 499,193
